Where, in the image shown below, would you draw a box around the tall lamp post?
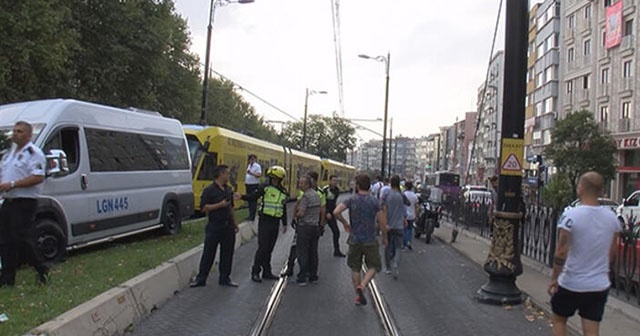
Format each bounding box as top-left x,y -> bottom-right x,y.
200,0 -> 254,126
476,0 -> 527,305
359,52 -> 390,179
302,88 -> 327,150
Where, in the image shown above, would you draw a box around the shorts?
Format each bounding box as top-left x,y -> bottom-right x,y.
347,242 -> 381,273
551,286 -> 609,322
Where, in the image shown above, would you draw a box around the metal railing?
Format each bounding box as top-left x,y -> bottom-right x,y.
448,199 -> 639,305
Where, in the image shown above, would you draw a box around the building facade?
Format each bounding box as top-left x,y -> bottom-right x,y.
559,0 -> 640,199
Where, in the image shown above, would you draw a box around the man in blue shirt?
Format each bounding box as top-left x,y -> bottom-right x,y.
334,174 -> 387,306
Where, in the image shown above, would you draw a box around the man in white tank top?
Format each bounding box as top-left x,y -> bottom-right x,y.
548,171 -> 621,336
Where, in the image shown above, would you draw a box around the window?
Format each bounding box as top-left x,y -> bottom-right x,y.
602,30 -> 607,46
583,75 -> 590,89
544,97 -> 556,113
624,60 -> 633,77
568,47 -> 575,62
600,106 -> 609,122
584,39 -> 591,55
537,43 -> 545,58
566,80 -> 574,93
601,68 -> 609,83
568,14 -> 575,28
542,130 -> 552,145
536,71 -> 544,88
622,102 -> 631,119
43,127 -> 80,174
545,66 -> 556,83
85,128 -> 190,172
585,4 -> 591,18
604,0 -> 612,7
197,152 -> 218,181
625,19 -> 634,36
535,102 -> 543,116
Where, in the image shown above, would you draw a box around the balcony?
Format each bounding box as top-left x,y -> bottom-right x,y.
621,34 -> 635,53
619,118 -> 631,133
597,84 -> 610,98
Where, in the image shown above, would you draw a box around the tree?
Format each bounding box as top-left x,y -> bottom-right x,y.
280,113 -> 356,161
541,172 -> 573,209
544,110 -> 617,199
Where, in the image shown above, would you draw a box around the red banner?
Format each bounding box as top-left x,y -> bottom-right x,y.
605,1 -> 623,49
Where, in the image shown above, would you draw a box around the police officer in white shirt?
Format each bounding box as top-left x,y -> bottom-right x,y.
245,154 -> 262,221
0,121 -> 48,287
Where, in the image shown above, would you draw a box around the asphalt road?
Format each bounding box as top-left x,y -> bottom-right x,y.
128,194 -> 553,335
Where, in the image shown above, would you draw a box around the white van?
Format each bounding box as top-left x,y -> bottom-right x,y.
0,99 -> 194,262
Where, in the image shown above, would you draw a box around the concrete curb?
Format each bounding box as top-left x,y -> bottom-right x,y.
436,220 -> 640,335
28,219 -> 258,336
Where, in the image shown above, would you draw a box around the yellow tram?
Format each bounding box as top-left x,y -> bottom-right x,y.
184,125 -> 355,212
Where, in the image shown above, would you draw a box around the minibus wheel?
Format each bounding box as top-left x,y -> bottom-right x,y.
162,202 -> 181,235
34,218 -> 67,263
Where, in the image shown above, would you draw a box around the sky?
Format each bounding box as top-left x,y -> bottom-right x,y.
172,0 -> 515,143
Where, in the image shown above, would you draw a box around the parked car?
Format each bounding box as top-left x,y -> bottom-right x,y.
565,198 -> 619,214
618,190 -> 640,226
461,185 -> 492,205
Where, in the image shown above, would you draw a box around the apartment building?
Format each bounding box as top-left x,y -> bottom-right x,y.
560,0 -> 640,199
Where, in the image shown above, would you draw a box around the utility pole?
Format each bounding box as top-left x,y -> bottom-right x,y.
476,0 -> 527,305
388,117 -> 393,176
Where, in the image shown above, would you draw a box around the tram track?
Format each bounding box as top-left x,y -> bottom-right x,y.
365,265 -> 401,336
248,264 -> 289,336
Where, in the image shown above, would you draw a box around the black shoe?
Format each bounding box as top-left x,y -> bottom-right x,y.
251,273 -> 262,283
190,280 -> 206,288
37,271 -> 50,285
262,273 -> 279,280
334,251 -> 346,257
356,286 -> 367,306
309,275 -> 319,284
219,280 -> 239,287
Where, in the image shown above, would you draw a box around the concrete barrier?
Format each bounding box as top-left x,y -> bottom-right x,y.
30,286 -> 140,336
28,219 -> 258,336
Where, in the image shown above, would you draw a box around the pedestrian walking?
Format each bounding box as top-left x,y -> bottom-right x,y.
547,171 -> 621,336
382,175 -> 407,279
323,175 -> 346,257
0,121 -> 49,287
294,175 -> 323,286
190,165 -> 239,288
333,174 -> 387,306
241,166 -> 289,283
245,154 -> 262,221
402,181 -> 419,250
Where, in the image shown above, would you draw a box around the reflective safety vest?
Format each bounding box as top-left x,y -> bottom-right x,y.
260,185 -> 288,218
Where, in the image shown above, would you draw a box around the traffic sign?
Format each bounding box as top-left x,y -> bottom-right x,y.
500,138 -> 524,176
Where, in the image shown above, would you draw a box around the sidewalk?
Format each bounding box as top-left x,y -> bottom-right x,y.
434,220 -> 640,336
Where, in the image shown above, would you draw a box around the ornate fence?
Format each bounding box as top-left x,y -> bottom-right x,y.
450,200 -> 639,305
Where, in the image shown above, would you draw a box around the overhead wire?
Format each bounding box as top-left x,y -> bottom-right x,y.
330,0 -> 345,116
465,0 -> 504,184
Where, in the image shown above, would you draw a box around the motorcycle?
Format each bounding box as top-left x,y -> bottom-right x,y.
413,196 -> 442,244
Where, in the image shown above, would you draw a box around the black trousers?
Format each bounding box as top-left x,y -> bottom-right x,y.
0,198 -> 47,283
252,215 -> 281,275
195,224 -> 236,284
245,184 -> 259,220
326,212 -> 341,253
296,225 -> 320,281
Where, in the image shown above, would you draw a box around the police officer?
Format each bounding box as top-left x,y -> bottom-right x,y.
323,175 -> 345,257
0,121 -> 48,287
242,165 -> 289,282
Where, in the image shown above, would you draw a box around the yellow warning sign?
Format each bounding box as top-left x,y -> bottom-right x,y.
500,138 -> 524,176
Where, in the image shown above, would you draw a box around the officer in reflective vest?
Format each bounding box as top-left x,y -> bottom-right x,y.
241,165 -> 289,283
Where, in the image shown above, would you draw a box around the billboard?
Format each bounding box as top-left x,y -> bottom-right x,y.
605,1 -> 623,49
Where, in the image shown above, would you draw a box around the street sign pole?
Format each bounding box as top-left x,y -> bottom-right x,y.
476,0 -> 528,305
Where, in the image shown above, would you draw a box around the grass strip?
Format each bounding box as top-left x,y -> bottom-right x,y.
0,209 -> 248,336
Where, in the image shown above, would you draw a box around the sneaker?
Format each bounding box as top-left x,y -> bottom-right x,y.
407,244 -> 413,251
384,268 -> 392,275
355,286 -> 367,305
296,278 -> 308,287
309,275 -> 319,284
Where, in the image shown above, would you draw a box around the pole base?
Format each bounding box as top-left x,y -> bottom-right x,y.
476,276 -> 523,305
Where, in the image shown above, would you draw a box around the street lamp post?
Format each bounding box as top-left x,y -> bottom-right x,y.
200,0 -> 254,126
359,52 -> 390,179
476,0 -> 528,306
388,117 -> 393,176
302,88 -> 327,150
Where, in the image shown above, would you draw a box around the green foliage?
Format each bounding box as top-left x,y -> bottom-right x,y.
541,172 -> 574,209
0,0 -> 281,146
280,113 -> 357,161
544,110 -> 617,199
